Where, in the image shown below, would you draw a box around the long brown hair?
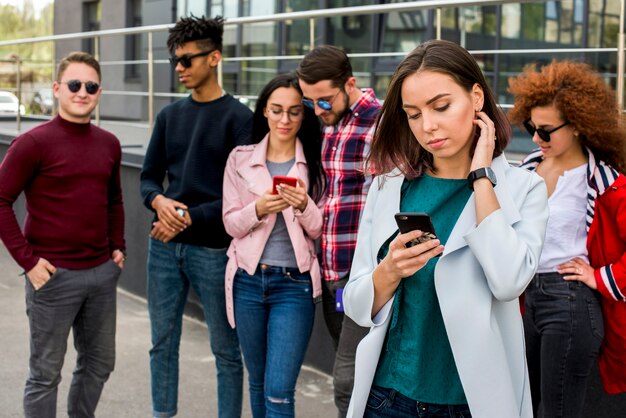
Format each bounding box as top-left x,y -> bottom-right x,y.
368,40 -> 510,179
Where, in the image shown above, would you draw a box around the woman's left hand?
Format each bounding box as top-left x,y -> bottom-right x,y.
558,257 -> 597,289
277,179 -> 308,212
470,111 -> 497,171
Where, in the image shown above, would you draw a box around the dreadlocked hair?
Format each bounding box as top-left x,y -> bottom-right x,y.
167,15 -> 224,54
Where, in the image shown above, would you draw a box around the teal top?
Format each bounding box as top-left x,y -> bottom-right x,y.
373,174 -> 472,404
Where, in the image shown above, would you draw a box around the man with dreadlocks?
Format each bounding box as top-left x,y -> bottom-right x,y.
140,15 -> 251,418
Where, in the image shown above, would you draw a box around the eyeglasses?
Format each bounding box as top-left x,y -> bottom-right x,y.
61,80 -> 100,95
169,49 -> 215,68
267,108 -> 304,121
523,118 -> 570,142
302,90 -> 341,111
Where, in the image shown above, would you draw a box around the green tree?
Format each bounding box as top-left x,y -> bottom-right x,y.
0,0 -> 54,84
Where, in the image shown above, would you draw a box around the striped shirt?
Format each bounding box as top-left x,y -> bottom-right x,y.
520,147 -> 622,299
321,88 -> 381,282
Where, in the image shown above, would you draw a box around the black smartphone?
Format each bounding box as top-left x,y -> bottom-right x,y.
394,212 -> 438,248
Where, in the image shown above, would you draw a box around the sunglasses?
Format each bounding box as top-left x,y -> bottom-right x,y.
61,80 -> 100,95
523,119 -> 570,142
169,49 -> 215,68
302,90 -> 342,111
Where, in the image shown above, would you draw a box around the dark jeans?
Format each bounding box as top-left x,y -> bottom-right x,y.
523,272 -> 604,418
322,279 -> 369,418
147,239 -> 243,418
23,259 -> 120,418
364,386 -> 472,418
234,265 -> 315,418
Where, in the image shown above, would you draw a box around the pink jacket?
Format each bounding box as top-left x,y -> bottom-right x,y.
222,135 -> 323,328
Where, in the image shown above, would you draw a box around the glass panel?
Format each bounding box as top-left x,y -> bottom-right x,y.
574,0 -> 584,24
588,13 -> 601,47
546,19 -> 559,43
239,0 -> 276,93
560,0 -> 573,44
381,9 -> 427,53
285,0 -> 320,55
501,4 -> 521,39
187,0 -> 206,16
325,0 -> 374,54
521,3 -> 545,41
546,1 -> 558,19
441,8 -> 457,30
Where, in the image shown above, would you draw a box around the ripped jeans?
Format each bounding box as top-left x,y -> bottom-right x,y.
233,265 -> 315,418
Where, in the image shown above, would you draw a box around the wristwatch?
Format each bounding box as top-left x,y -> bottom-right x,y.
467,167 -> 497,190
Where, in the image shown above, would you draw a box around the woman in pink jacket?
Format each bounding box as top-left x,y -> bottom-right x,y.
222,74 -> 325,418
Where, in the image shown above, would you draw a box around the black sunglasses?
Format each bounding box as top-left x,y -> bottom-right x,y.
62,80 -> 100,95
169,49 -> 215,68
523,118 -> 570,142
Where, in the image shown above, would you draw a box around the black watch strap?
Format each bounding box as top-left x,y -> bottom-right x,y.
467,167 -> 497,190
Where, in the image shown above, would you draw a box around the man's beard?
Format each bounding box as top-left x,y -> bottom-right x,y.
319,91 -> 349,126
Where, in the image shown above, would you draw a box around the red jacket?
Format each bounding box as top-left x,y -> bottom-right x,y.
588,173 -> 626,394
522,148 -> 626,394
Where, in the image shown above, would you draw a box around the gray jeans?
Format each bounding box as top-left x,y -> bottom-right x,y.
322,280 -> 369,418
23,259 -> 120,418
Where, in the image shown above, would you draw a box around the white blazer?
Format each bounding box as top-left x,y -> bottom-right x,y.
344,155 -> 548,418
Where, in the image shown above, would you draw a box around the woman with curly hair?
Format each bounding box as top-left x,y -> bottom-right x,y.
509,60 -> 626,417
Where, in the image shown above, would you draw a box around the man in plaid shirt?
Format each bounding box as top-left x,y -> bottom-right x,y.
297,45 -> 381,418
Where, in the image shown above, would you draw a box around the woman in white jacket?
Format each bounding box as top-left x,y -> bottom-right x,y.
343,40 -> 549,418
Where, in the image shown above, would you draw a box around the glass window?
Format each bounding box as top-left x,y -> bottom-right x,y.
125,0 -> 142,80
326,0 -> 374,54
501,4 -> 521,39
285,0 -> 321,55
380,8 -> 427,53
546,1 -> 558,19
82,1 -> 101,55
522,3 -> 545,41
239,0 -> 278,97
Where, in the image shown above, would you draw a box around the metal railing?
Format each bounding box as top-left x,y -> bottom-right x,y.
0,0 -> 624,134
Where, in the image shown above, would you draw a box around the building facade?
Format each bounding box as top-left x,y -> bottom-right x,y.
53,0 -> 623,148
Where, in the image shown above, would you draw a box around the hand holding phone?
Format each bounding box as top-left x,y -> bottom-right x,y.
272,176 -> 298,194
395,212 -> 438,249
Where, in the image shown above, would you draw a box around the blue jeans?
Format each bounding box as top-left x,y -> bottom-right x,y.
233,265 -> 315,418
524,272 -> 604,418
147,239 -> 243,418
23,259 -> 120,418
364,386 -> 471,418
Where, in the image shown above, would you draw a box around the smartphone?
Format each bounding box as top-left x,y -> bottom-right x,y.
272,175 -> 298,194
394,212 -> 438,248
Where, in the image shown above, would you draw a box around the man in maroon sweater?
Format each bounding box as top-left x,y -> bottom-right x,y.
0,52 -> 125,418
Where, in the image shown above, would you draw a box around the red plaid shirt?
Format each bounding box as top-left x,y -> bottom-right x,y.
321,88 -> 381,282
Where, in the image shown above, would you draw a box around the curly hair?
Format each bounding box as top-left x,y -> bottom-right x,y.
508,60 -> 626,172
166,15 -> 224,54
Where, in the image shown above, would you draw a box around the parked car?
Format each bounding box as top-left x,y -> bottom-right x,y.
30,88 -> 54,115
0,91 -> 26,116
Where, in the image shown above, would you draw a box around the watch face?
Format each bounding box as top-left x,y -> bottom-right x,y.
486,168 -> 497,186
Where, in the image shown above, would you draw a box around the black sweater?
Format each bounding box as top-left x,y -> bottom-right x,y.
140,94 -> 252,248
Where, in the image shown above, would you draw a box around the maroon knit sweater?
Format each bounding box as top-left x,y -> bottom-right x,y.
0,116 -> 125,272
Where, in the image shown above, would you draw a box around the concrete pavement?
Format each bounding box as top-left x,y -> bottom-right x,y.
0,243 -> 336,417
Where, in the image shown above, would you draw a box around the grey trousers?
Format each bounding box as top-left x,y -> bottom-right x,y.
23,259 -> 120,418
322,280 -> 369,418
